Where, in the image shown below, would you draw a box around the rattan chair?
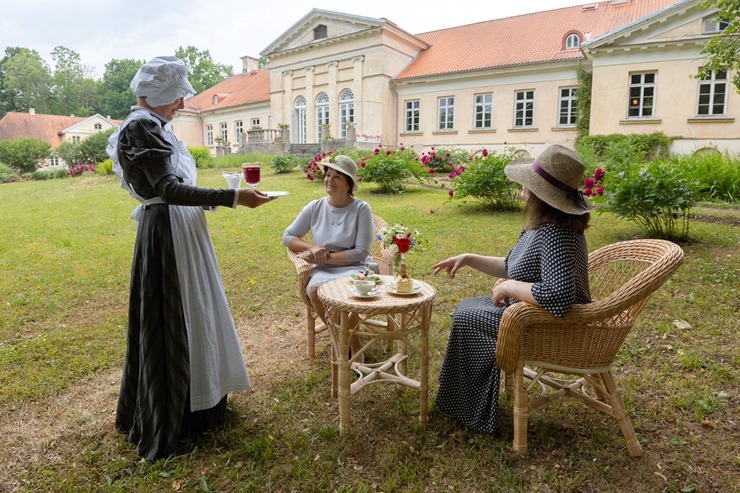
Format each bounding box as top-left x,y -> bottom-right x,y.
496,239 -> 684,457
286,214 -> 393,358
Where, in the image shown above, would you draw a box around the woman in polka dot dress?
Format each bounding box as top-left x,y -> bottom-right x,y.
432,144 -> 592,434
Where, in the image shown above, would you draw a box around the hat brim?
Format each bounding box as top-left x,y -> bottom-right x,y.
505,160 -> 591,215
322,161 -> 359,191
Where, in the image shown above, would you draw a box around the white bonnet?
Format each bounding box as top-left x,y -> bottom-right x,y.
130,56 -> 196,107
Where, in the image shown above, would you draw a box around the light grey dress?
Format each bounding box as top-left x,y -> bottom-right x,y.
283,197 -> 374,294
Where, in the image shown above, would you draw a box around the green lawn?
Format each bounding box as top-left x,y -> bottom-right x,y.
0,168 -> 738,492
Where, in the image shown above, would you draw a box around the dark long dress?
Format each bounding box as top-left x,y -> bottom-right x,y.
435,223 -> 591,433
109,109 -> 249,460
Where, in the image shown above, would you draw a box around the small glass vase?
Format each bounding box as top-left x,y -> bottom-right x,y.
393,252 -> 407,279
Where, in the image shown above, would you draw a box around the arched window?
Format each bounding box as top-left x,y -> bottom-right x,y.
339,89 -> 354,139
565,33 -> 581,49
294,96 -> 306,144
316,92 -> 329,141
212,95 -> 219,105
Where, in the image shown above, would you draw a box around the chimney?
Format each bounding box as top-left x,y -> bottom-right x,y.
29,108 -> 35,116
241,55 -> 260,74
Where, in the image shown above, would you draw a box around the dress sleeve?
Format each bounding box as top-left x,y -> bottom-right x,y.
531,225 -> 579,318
120,119 -> 236,207
343,201 -> 374,264
282,201 -> 315,246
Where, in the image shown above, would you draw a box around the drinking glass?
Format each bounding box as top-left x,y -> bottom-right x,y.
224,173 -> 242,188
242,163 -> 261,189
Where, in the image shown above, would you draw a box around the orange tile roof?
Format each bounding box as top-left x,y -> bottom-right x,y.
0,112 -> 88,148
396,0 -> 681,79
184,69 -> 270,113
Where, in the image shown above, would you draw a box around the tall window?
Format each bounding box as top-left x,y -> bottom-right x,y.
339,89 -> 354,139
514,90 -> 535,127
206,124 -> 213,146
558,87 -> 578,126
294,96 -> 307,144
438,96 -> 454,130
50,156 -> 60,167
219,122 -> 228,142
474,93 -> 493,129
235,120 -> 243,141
697,69 -> 728,116
405,100 -> 420,132
316,92 -> 329,141
628,72 -> 656,118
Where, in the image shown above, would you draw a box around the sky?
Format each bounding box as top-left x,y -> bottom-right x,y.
2,0 -> 592,79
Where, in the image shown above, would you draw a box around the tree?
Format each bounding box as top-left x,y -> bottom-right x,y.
699,0 -> 740,91
50,46 -> 89,116
2,48 -> 52,113
78,128 -> 116,164
0,47 -> 27,117
175,46 -> 234,93
97,58 -> 143,119
0,138 -> 51,173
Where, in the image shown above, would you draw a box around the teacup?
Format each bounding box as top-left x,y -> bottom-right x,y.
224,173 -> 242,188
353,279 -> 376,296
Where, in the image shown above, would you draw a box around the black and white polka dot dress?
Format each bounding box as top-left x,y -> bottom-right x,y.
436,223 -> 591,433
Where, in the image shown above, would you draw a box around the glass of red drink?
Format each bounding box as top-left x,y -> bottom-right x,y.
242,163 -> 261,189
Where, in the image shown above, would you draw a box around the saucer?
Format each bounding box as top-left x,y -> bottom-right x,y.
264,191 -> 289,197
387,283 -> 422,296
350,287 -> 382,298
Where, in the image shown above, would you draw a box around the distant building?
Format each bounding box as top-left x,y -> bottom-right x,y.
173,0 -> 738,157
0,109 -> 120,168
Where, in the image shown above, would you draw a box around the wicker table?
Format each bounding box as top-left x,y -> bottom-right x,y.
317,275 -> 436,434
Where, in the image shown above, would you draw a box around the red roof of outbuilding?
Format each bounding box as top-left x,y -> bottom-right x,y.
184,69 -> 270,112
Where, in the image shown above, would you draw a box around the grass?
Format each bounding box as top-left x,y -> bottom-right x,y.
0,167 -> 738,492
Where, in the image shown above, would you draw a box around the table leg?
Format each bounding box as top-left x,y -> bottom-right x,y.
337,309 -> 351,434
419,305 -> 430,428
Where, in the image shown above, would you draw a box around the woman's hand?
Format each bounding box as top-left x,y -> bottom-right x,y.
298,245 -> 331,265
432,254 -> 467,278
237,188 -> 274,208
492,280 -> 511,307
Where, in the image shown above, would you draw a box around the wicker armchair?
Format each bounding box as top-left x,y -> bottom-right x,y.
496,239 -> 684,457
286,214 -> 393,359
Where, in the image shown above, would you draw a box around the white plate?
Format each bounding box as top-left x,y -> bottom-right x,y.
387,283 -> 422,296
264,191 -> 289,197
350,287 -> 382,298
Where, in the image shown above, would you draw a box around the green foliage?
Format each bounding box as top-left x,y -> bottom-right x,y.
2,48 -> 52,114
188,146 -> 214,168
358,147 -> 431,193
0,162 -> 19,182
27,169 -> 68,180
419,147 -> 471,173
449,149 -> 520,210
78,128 -> 116,164
577,132 -> 672,164
672,152 -> 740,203
576,66 -> 592,138
175,46 -> 234,94
97,58 -> 143,119
698,0 -> 740,91
54,140 -> 83,166
601,160 -> 699,240
271,154 -> 302,173
49,46 -> 88,116
96,158 -> 114,176
0,137 -> 51,173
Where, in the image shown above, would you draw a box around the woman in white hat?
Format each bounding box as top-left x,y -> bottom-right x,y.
431,144 -> 592,434
107,56 -> 273,460
283,155 -> 375,359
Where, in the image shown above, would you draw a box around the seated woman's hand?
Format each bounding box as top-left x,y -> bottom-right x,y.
432,254 -> 467,279
298,245 -> 330,265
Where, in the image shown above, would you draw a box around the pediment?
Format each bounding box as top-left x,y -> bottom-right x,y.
261,8 -> 385,56
583,0 -> 716,53
61,114 -> 116,134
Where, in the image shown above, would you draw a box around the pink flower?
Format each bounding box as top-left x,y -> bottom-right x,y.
374,148 -> 380,154
360,161 -> 366,168
428,168 -> 435,174
596,186 -> 605,196
386,150 -> 392,156
583,187 -> 593,197
448,189 -> 454,197
584,177 -> 595,188
482,149 -> 489,157
446,152 -> 451,158
448,172 -> 456,179
594,168 -> 605,181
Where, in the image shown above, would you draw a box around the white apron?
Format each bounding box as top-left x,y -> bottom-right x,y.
108,109 -> 250,411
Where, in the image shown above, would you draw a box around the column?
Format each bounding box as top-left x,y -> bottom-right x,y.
282,70 -> 293,130
327,61 -> 338,132
305,65 -> 315,144
352,56 -> 364,133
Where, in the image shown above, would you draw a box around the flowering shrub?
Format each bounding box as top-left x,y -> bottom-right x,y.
583,167 -> 605,197
448,149 -> 520,210
67,163 -> 97,177
600,160 -> 698,240
420,147 -> 471,173
304,151 -> 335,181
358,147 -> 431,193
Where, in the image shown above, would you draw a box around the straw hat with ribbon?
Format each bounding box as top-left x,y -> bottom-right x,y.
504,144 -> 590,215
322,155 -> 359,192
